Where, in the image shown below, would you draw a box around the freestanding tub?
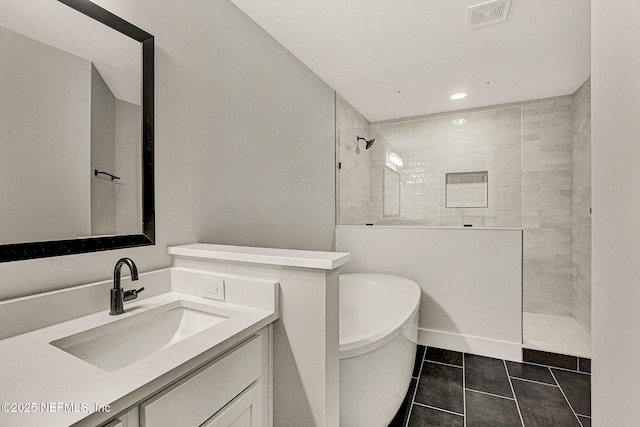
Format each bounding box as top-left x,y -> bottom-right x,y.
339,273 -> 421,427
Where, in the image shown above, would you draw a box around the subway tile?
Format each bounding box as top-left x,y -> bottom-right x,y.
408,404 -> 464,427
511,378 -> 581,427
465,390 -> 521,427
425,347 -> 463,367
506,361 -> 555,385
464,354 -> 513,398
552,369 -> 591,416
414,362 -> 464,414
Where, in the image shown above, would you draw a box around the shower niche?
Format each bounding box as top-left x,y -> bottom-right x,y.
445,171 -> 488,208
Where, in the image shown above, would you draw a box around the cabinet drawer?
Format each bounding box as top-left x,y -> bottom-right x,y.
140,335 -> 262,427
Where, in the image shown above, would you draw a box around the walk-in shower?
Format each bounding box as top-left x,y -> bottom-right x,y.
337,81 -> 591,359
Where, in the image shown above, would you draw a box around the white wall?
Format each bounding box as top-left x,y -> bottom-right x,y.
592,0 -> 640,424
336,226 -> 523,361
0,0 -> 336,301
0,26 -> 92,244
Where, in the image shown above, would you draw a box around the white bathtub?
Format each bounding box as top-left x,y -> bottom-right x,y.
339,273 -> 421,427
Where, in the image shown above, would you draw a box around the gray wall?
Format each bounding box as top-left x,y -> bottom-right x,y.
571,78 -> 591,332
0,26 -> 91,244
0,0 -> 336,300
115,99 -> 142,236
592,0 -> 640,423
91,68 -> 143,237
91,64 -> 117,236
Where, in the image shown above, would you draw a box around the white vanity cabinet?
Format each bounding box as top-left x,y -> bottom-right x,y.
99,328 -> 271,427
200,382 -> 262,427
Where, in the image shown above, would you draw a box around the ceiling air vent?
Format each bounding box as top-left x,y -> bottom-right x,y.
468,0 -> 512,28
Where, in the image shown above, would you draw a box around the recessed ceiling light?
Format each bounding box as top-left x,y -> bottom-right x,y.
450,93 -> 467,100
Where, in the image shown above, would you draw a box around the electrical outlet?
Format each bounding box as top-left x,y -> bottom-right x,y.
203,277 -> 225,301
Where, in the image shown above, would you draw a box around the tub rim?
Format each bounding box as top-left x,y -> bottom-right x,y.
339,273 -> 420,359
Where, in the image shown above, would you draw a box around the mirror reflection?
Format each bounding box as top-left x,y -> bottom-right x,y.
0,0 -> 142,245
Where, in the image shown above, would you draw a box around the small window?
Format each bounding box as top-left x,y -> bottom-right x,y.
445,171 -> 488,208
383,166 -> 401,217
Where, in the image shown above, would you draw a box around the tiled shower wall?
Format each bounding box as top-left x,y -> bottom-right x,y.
370,107 -> 523,227
571,79 -> 591,332
336,95 -> 371,225
521,96 -> 574,317
337,80 -> 591,324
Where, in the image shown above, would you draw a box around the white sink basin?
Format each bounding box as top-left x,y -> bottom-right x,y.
51,300 -> 236,372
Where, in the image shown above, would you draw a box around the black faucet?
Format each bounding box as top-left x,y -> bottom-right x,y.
110,257 -> 145,315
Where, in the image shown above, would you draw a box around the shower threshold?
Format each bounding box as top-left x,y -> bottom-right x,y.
523,312 -> 591,358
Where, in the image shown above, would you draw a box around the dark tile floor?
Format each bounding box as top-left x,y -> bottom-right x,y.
389,346 -> 591,427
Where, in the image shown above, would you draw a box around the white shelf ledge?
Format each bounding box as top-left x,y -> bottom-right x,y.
168,243 -> 351,270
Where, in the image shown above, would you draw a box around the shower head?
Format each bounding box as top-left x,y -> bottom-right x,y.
357,136 -> 376,150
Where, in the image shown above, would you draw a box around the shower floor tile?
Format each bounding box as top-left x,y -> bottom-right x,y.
523,312 -> 591,358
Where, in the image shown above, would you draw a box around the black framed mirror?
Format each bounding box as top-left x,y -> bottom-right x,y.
0,0 -> 154,262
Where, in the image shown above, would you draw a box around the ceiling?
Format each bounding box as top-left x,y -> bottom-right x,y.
229,0 -> 591,122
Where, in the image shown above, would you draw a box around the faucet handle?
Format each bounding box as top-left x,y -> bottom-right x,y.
123,287 -> 145,302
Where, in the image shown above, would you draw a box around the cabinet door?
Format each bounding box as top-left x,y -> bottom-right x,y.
201,383 -> 262,427
140,335 -> 261,427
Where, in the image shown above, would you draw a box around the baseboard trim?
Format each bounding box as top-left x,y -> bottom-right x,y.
418,328 -> 522,362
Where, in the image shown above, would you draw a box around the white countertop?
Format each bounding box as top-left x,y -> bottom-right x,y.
0,291 -> 278,427
168,243 -> 351,270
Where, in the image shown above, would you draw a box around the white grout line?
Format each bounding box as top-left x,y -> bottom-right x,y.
405,349 -> 425,427
424,359 -> 463,369
411,348 -> 589,426
466,388 -> 516,401
412,402 -> 465,418
463,352 -> 467,427
521,360 -> 590,375
504,359 -> 526,427
549,368 -> 584,427
509,376 -> 558,387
